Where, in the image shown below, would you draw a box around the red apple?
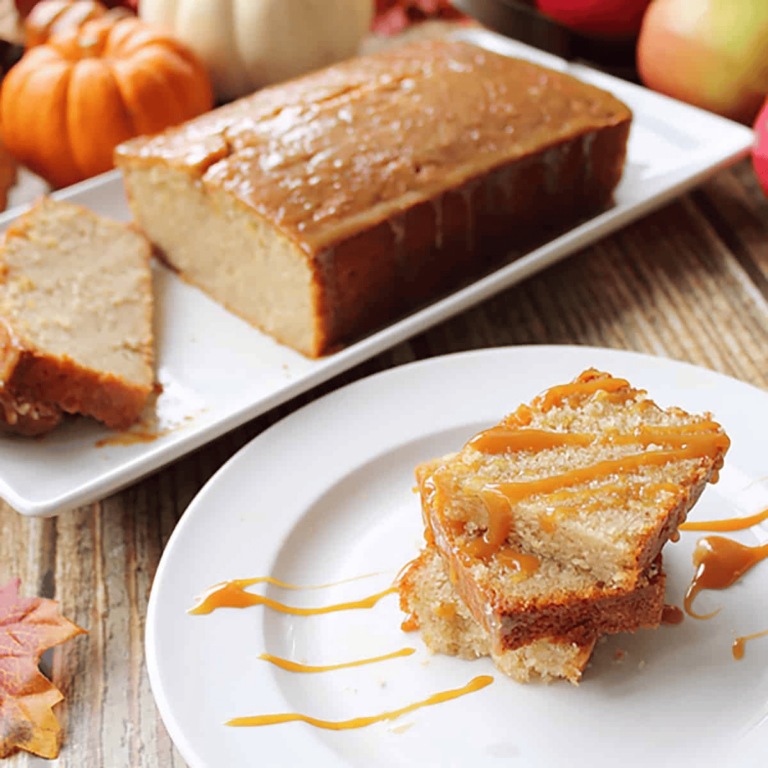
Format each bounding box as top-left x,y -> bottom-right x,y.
754,99 -> 768,197
637,0 -> 768,125
535,0 -> 652,39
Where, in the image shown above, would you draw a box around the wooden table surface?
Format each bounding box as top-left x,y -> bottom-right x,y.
2,32 -> 768,768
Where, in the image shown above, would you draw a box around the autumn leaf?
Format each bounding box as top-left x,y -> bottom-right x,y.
0,579 -> 85,760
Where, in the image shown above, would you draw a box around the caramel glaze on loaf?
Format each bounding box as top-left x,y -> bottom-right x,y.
116,39 -> 632,357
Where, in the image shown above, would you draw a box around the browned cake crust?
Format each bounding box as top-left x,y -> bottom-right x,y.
116,39 -> 631,357
0,199 -> 155,431
0,321 -> 149,431
0,387 -> 62,436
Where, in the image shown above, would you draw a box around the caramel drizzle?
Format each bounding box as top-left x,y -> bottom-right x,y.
466,489 -> 513,559
189,580 -> 396,616
467,428 -> 593,454
684,537 -> 768,619
732,629 -> 768,660
491,439 -> 726,506
226,675 -> 494,729
536,376 -> 631,410
493,548 -> 540,578
467,422 -> 726,455
680,507 -> 768,533
259,647 -> 415,673
95,429 -> 174,448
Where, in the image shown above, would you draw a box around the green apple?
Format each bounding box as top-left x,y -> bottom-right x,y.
637,0 -> 768,124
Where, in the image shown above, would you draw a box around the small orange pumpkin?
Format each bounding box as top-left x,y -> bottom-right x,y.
1,15 -> 213,189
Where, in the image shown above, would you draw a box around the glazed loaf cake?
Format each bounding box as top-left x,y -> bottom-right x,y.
418,370 -> 729,589
116,39 -> 632,358
0,198 -> 154,431
399,545 -> 601,684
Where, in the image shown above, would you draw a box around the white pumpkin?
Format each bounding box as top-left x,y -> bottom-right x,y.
140,0 -> 374,101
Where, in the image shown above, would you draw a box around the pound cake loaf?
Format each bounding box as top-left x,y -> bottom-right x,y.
418,369 -> 729,589
399,546 -> 601,684
116,39 -> 631,358
0,198 -> 154,431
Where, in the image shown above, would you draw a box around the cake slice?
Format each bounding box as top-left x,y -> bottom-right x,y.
398,546 -> 601,684
422,484 -> 666,651
420,369 -> 729,589
0,198 -> 154,431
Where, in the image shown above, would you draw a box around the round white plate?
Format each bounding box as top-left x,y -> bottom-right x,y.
146,346 -> 768,768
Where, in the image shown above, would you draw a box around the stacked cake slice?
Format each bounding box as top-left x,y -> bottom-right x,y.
398,369 -> 729,683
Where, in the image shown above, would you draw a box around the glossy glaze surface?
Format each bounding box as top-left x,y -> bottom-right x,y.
117,40 -> 630,250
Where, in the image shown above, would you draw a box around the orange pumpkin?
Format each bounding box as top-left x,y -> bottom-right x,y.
1,15 -> 213,189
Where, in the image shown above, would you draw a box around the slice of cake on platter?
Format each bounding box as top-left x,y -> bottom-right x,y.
0,198 -> 154,433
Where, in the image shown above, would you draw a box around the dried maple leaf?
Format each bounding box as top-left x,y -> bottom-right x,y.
0,579 -> 85,759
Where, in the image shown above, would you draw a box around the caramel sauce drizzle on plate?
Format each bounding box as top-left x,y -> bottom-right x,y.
732,629 -> 768,660
680,506 -> 768,533
226,675 -> 494,729
683,537 -> 768,619
258,647 -> 415,673
189,579 -> 396,616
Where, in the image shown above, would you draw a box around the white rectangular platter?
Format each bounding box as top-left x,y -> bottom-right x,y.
0,28 -> 755,517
